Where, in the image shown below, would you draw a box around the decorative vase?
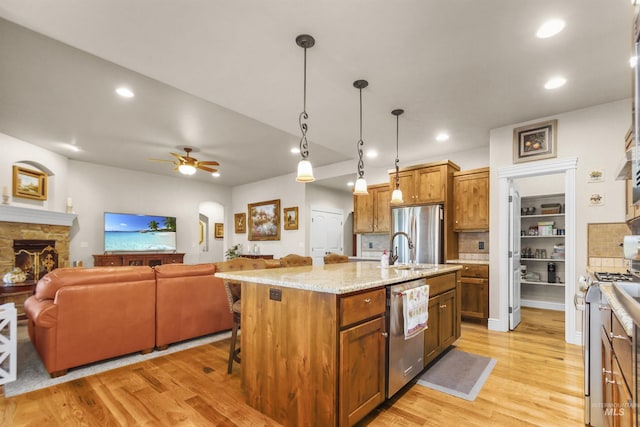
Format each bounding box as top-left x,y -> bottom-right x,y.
3,268 -> 27,284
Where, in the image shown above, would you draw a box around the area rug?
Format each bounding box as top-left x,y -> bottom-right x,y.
415,348 -> 497,401
4,323 -> 231,397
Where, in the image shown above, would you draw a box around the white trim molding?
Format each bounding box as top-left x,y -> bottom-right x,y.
495,157 -> 579,345
0,205 -> 77,226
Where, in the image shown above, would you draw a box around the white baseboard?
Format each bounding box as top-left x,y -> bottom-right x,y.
487,317 -> 507,332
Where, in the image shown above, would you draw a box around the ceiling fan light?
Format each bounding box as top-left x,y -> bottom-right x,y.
296,159 -> 315,182
178,164 -> 196,175
391,188 -> 404,204
353,177 -> 368,195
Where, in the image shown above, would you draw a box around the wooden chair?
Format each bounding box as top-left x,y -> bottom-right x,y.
215,257 -> 267,374
280,254 -> 313,267
323,253 -> 349,264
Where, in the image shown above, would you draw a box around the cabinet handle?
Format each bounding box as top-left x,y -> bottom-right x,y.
603,368 -> 612,375
440,304 -> 447,309
381,332 -> 389,338
605,378 -> 616,385
364,298 -> 372,304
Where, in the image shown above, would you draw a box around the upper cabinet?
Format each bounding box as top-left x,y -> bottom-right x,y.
353,183 -> 390,233
453,167 -> 490,231
389,161 -> 459,206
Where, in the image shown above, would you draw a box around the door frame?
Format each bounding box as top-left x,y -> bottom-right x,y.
495,157 -> 578,344
309,205 -> 345,264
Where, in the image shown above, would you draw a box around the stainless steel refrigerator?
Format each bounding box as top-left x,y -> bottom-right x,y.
390,204 -> 443,264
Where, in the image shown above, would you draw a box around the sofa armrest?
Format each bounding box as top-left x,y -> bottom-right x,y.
24,296 -> 58,328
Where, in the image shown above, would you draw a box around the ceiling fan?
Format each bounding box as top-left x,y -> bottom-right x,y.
149,147 -> 219,175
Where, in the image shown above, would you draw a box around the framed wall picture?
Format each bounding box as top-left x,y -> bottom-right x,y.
513,119 -> 557,164
13,165 -> 47,200
284,207 -> 299,230
248,199 -> 280,241
234,213 -> 246,233
214,223 -> 224,238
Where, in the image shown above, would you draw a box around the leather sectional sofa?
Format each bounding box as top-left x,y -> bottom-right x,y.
24,263 -> 234,377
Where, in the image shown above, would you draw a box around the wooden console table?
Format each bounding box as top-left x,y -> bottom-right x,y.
93,253 -> 184,267
0,281 -> 36,320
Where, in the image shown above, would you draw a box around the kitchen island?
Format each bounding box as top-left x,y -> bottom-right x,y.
216,262 -> 462,427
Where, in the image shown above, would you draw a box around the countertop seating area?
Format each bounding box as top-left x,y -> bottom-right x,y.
214,257 -> 270,373
323,253 -> 349,264
24,263 -> 234,377
280,254 -> 313,267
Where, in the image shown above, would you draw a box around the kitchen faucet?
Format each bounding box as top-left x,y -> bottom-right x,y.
389,231 -> 415,265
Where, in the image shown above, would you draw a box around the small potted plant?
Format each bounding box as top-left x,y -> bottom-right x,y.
225,244 -> 241,260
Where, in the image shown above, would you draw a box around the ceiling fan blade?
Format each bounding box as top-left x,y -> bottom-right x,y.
149,158 -> 176,163
170,152 -> 186,161
197,165 -> 217,173
198,161 -> 220,166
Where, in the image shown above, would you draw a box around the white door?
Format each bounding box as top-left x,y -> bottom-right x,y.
310,208 -> 344,265
509,182 -> 522,330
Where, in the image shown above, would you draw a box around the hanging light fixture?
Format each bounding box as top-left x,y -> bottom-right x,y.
353,79 -> 369,195
295,34 -> 315,183
390,109 -> 405,204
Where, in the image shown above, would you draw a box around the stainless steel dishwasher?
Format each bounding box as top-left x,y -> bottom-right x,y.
387,278 -> 427,398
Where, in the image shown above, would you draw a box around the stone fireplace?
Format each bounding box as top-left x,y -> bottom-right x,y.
13,239 -> 59,281
0,205 -> 76,280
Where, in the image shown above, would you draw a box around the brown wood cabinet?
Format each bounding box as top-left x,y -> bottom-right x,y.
93,253 -> 184,267
0,282 -> 36,320
458,263 -> 489,323
601,295 -> 635,427
241,269 -> 459,427
390,161 -> 459,205
423,271 -> 461,366
353,183 -> 390,233
453,167 -> 489,231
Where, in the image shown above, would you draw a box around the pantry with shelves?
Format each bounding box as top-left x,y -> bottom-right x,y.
520,193 -> 566,311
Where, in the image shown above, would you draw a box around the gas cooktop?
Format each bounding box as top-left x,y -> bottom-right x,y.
594,272 -> 636,282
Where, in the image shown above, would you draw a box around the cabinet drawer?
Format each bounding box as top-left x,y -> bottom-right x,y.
611,312 -> 632,391
426,273 -> 456,297
94,255 -> 123,266
164,255 -> 184,263
460,264 -> 488,279
340,289 -> 386,328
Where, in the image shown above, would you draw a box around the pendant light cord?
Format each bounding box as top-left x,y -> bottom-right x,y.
299,46 -> 310,160
357,86 -> 365,179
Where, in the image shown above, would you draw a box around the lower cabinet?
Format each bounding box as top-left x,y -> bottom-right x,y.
459,264 -> 489,323
93,253 -> 184,266
424,289 -> 457,366
339,316 -> 386,427
601,298 -> 634,427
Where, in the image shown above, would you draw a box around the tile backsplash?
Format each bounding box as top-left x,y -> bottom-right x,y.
458,232 -> 489,261
587,223 -> 629,258
361,234 -> 389,258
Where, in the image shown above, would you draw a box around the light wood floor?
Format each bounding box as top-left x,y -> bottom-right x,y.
0,308 -> 583,426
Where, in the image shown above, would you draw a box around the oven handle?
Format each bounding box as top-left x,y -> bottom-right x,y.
574,292 -> 585,311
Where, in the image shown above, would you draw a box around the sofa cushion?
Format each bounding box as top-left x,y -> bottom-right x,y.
35,266 -> 155,301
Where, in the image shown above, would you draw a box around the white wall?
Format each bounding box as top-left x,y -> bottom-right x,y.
231,173 -> 306,258
307,183 -> 354,255
489,98 -> 630,327
67,160 -> 232,265
3,132 -> 70,211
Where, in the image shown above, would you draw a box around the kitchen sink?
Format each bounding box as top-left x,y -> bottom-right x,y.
612,282 -> 640,326
392,264 -> 437,271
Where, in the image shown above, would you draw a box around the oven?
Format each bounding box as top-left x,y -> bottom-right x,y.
579,271 -> 635,426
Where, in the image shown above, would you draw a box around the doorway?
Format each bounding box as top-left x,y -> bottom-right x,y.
496,157 -> 579,344
310,206 -> 344,265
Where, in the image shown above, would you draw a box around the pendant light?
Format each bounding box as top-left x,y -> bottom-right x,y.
353,80 -> 369,195
390,109 -> 405,204
295,34 -> 315,183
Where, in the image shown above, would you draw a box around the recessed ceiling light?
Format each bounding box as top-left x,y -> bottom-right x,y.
366,149 -> 378,158
436,132 -> 449,142
212,172 -> 221,177
116,87 -> 135,98
347,181 -> 354,187
631,56 -> 638,68
290,147 -> 300,154
536,19 -> 565,39
544,76 -> 567,90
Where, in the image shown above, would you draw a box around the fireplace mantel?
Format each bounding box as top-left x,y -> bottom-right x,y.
0,205 -> 77,226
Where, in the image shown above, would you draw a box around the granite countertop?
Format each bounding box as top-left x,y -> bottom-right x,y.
348,256 -> 379,261
215,261 -> 462,295
600,283 -> 634,337
446,259 -> 490,265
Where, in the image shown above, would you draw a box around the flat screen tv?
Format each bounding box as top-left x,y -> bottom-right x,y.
104,212 -> 177,252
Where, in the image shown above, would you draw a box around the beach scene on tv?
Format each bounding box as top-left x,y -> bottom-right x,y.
104,213 -> 177,252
